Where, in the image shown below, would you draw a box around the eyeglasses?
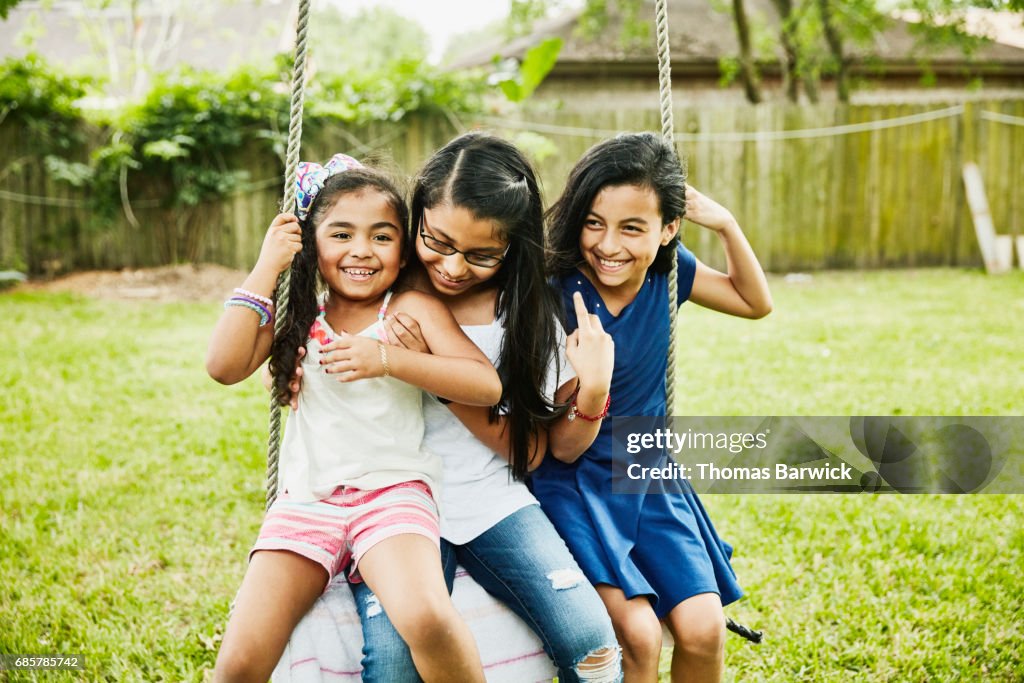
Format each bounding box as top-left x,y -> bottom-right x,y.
419,218 -> 508,268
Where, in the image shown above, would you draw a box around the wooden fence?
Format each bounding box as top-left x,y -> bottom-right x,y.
1,99 -> 1021,276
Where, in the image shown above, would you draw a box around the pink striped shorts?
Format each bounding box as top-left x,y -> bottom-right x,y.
250,480 -> 439,586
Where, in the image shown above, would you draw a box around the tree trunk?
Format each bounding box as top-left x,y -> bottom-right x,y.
770,0 -> 800,103
732,0 -> 763,104
817,0 -> 849,103
804,66 -> 821,103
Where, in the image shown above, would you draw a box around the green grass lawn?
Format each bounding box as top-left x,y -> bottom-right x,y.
1,269 -> 1022,682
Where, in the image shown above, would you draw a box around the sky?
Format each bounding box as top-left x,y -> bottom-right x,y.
334,0 -> 512,61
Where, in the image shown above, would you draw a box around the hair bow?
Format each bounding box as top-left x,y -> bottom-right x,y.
294,153 -> 364,221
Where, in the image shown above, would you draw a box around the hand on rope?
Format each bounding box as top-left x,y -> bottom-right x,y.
265,0 -> 312,509
682,185 -> 738,234
257,213 -> 303,275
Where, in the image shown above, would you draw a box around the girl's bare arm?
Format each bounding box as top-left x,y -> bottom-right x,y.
321,292 -> 501,406
685,185 -> 772,319
206,214 -> 301,384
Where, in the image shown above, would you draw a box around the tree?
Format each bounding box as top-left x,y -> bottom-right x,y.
732,0 -> 765,103
1,0 -> 25,20
309,5 -> 430,75
13,0 -> 224,98
770,0 -> 801,102
817,0 -> 850,102
461,0 -> 1022,106
740,0 -> 1021,104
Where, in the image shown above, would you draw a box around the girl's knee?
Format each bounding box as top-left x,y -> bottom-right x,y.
390,594 -> 461,648
613,611 -> 662,665
675,611 -> 726,660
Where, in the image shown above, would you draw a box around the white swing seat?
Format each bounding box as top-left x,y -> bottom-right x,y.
272,565 -> 559,683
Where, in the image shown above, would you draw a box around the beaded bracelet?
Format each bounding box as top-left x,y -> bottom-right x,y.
225,296 -> 272,327
233,288 -> 274,308
567,383 -> 611,422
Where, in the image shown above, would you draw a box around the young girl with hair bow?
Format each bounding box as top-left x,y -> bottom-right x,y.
205,153 -> 501,683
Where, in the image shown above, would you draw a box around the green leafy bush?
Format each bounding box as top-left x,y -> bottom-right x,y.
90,68 -> 291,215
311,59 -> 486,124
0,53 -> 91,151
1,52 -> 486,264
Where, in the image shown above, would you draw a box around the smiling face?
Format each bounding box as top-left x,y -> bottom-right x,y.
579,184 -> 678,296
416,204 -> 509,297
315,189 -> 405,302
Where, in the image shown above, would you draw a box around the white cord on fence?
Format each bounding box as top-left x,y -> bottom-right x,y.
980,110 -> 1024,127
480,104 -> 967,142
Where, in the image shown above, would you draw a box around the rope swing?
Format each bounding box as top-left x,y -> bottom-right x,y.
655,0 -> 680,417
266,0 -> 312,511
653,0 -> 762,645
260,0 -> 761,646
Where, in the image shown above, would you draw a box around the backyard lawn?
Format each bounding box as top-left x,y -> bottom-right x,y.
1,268 -> 1022,682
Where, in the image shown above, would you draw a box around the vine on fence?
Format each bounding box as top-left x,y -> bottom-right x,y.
0,53 -> 485,266
0,55 -> 93,186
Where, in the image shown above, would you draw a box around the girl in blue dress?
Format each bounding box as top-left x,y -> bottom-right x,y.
534,132 -> 772,682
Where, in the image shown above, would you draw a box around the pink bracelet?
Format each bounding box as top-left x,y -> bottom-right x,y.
234,288 -> 274,308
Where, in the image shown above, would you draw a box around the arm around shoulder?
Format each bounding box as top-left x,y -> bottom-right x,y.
386,292 -> 502,406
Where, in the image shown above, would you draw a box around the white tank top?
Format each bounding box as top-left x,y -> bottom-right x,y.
427,315 -> 575,543
279,291 -> 441,502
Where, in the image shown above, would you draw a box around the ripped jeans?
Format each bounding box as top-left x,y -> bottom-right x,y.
349,503 -> 622,682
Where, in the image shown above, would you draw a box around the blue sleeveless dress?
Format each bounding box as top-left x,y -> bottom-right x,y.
532,243 -> 743,618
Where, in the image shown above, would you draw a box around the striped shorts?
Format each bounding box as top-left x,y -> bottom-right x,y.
250,480 -> 439,586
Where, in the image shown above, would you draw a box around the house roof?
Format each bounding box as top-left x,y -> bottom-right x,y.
450,0 -> 1024,76
0,0 -> 296,80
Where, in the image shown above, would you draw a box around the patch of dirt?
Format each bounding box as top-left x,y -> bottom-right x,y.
22,264 -> 250,303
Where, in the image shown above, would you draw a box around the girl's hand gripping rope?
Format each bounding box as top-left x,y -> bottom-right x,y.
682,185 -> 737,234
255,213 -> 303,275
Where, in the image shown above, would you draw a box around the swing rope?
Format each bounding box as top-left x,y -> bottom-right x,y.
655,0 -> 679,417
654,0 -> 762,646
266,0 -> 313,511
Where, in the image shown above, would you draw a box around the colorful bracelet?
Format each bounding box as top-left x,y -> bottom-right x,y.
377,341 -> 391,377
567,385 -> 611,422
225,296 -> 272,327
233,288 -> 274,308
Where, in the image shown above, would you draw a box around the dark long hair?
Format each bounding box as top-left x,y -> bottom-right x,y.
411,132 -> 564,480
270,168 -> 409,405
547,132 -> 686,277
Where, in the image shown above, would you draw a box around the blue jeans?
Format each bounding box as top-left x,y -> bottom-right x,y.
349,503 -> 621,682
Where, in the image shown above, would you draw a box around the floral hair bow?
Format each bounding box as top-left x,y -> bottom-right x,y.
294,153 -> 364,221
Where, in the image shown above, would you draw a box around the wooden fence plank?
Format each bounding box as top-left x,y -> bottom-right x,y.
2,102 -> 1023,275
